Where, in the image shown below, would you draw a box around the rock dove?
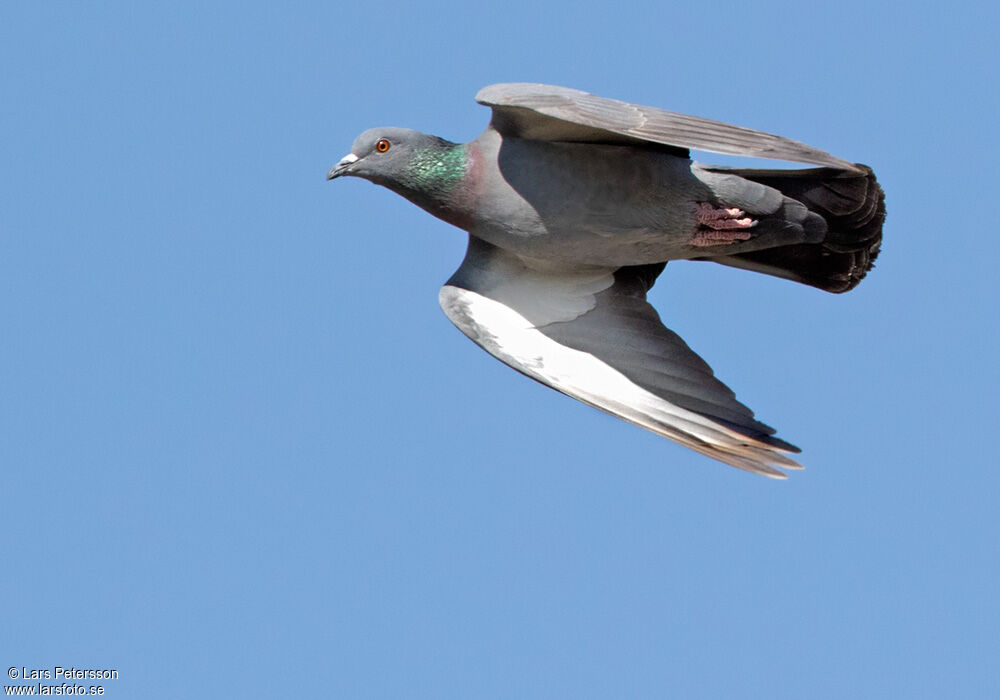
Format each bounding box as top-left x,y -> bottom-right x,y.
328,83 -> 884,478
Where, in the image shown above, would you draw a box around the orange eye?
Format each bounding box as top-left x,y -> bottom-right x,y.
375,139 -> 390,153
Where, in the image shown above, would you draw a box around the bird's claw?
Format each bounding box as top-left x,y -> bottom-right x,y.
692,203 -> 758,246
696,203 -> 758,230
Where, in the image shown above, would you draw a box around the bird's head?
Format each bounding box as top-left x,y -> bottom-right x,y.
327,127 -> 458,186
326,127 -> 469,222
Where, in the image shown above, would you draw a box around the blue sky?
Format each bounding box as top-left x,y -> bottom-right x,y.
2,2 -> 998,698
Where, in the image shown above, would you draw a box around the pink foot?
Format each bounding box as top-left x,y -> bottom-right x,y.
696,203 -> 758,230
691,229 -> 754,247
692,203 -> 758,247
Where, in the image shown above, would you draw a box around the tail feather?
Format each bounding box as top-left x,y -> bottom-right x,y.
702,165 -> 885,293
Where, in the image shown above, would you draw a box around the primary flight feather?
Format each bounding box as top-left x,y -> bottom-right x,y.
328,83 -> 885,478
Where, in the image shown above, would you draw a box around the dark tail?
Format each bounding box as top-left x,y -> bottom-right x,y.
702,165 -> 885,293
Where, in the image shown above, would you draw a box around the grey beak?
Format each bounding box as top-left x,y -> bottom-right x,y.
327,153 -> 359,180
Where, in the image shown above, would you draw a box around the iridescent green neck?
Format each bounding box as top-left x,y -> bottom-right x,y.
403,142 -> 468,194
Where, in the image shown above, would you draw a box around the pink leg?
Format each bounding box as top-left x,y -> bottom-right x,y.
692,203 -> 757,247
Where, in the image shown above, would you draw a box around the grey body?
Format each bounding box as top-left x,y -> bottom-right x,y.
469,129 -> 712,264
329,83 -> 885,476
435,128 -> 826,267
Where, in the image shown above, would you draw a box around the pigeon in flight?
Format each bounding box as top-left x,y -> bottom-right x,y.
328,83 -> 884,478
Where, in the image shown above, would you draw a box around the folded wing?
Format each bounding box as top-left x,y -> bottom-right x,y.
440,237 -> 802,477
477,82 -> 861,172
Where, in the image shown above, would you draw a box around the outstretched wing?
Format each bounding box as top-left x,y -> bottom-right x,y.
477,82 -> 861,171
439,237 -> 802,478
